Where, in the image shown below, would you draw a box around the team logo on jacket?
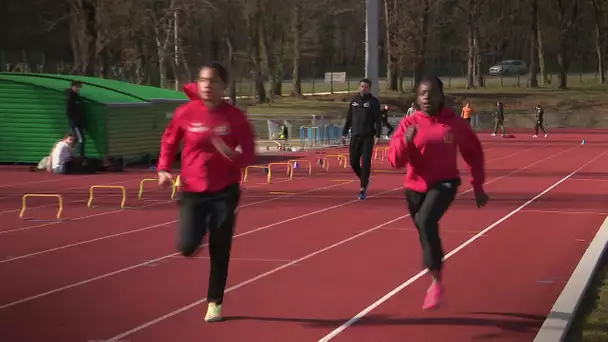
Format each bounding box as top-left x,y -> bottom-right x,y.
363,102 -> 369,108
351,102 -> 359,107
187,122 -> 208,133
443,132 -> 454,144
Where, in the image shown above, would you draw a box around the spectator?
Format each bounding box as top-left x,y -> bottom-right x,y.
406,102 -> 416,117
48,134 -> 75,174
65,81 -> 86,156
461,101 -> 473,125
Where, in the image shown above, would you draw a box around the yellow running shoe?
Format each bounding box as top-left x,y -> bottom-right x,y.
205,302 -> 223,322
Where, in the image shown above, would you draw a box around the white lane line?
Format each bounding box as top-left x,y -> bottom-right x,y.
317,149 -> 607,341
103,146 -> 574,341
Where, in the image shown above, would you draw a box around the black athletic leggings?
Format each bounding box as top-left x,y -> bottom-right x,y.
178,183 -> 241,305
383,120 -> 394,136
349,135 -> 375,189
493,120 -> 505,135
534,120 -> 547,135
71,125 -> 85,157
405,179 -> 460,272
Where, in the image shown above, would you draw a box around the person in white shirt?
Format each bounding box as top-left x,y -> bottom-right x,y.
406,102 -> 416,117
47,134 -> 75,174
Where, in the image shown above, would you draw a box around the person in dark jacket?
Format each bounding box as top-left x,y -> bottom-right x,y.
381,105 -> 394,138
157,62 -> 256,323
533,104 -> 548,138
341,78 -> 382,200
491,101 -> 505,137
65,81 -> 86,156
388,75 -> 488,310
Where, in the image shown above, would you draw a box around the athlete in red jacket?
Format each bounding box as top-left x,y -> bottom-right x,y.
157,62 -> 255,322
388,75 -> 489,310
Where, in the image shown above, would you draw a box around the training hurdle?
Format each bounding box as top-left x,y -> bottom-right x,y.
19,194 -> 64,220
87,185 -> 127,209
322,154 -> 346,171
341,153 -> 350,168
267,162 -> 294,183
138,178 -> 179,200
171,175 -> 181,200
288,159 -> 312,176
374,146 -> 389,161
243,165 -> 268,184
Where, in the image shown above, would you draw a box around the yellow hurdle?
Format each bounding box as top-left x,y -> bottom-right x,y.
267,162 -> 293,183
341,153 -> 350,168
88,185 -> 127,209
138,178 -> 158,200
288,159 -> 312,176
374,146 -> 389,161
19,194 -> 64,220
138,178 -> 178,200
171,175 -> 181,200
243,165 -> 268,184
322,154 -> 346,171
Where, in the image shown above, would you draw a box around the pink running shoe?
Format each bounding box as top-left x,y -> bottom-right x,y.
422,282 -> 442,310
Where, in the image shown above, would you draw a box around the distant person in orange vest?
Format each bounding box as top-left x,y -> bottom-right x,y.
461,101 -> 473,125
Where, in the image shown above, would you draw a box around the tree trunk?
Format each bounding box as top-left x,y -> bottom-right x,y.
557,33 -> 569,89
596,26 -> 606,84
592,0 -> 606,84
537,19 -> 549,84
246,0 -> 266,103
385,0 -> 398,90
527,0 -> 539,88
172,8 -> 180,90
555,0 -> 579,90
226,36 -> 237,105
473,25 -> 483,87
414,0 -> 430,85
466,16 -> 475,89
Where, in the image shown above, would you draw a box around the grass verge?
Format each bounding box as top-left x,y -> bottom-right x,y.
566,254 -> 608,342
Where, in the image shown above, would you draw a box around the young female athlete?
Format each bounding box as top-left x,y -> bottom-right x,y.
388,75 -> 489,310
157,63 -> 256,322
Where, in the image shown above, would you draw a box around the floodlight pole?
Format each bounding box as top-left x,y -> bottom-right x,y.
365,0 -> 380,96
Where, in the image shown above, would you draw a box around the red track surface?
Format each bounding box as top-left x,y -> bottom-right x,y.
1,129 -> 607,342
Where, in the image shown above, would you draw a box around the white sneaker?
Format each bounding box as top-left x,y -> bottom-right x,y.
491,133 -> 497,136
205,302 -> 223,322
544,134 -> 548,138
533,135 -> 538,138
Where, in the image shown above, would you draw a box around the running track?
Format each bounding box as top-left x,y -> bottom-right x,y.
1,129 -> 607,341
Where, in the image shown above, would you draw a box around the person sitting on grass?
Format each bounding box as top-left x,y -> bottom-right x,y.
47,134 -> 76,174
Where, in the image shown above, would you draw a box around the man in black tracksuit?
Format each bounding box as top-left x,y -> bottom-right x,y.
341,78 -> 382,200
65,81 -> 86,157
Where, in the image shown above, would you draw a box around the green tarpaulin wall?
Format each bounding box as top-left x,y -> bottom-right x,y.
0,72 -> 188,163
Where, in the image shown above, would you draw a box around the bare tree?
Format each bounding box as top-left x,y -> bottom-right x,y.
591,0 -> 606,84
554,0 -> 580,89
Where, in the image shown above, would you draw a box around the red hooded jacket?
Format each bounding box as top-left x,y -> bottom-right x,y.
388,107 -> 485,193
157,83 -> 256,193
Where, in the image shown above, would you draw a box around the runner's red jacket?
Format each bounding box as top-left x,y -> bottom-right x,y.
388,107 -> 486,193
157,83 -> 255,193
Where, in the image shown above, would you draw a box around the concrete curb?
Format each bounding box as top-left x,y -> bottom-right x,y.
534,216 -> 608,342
